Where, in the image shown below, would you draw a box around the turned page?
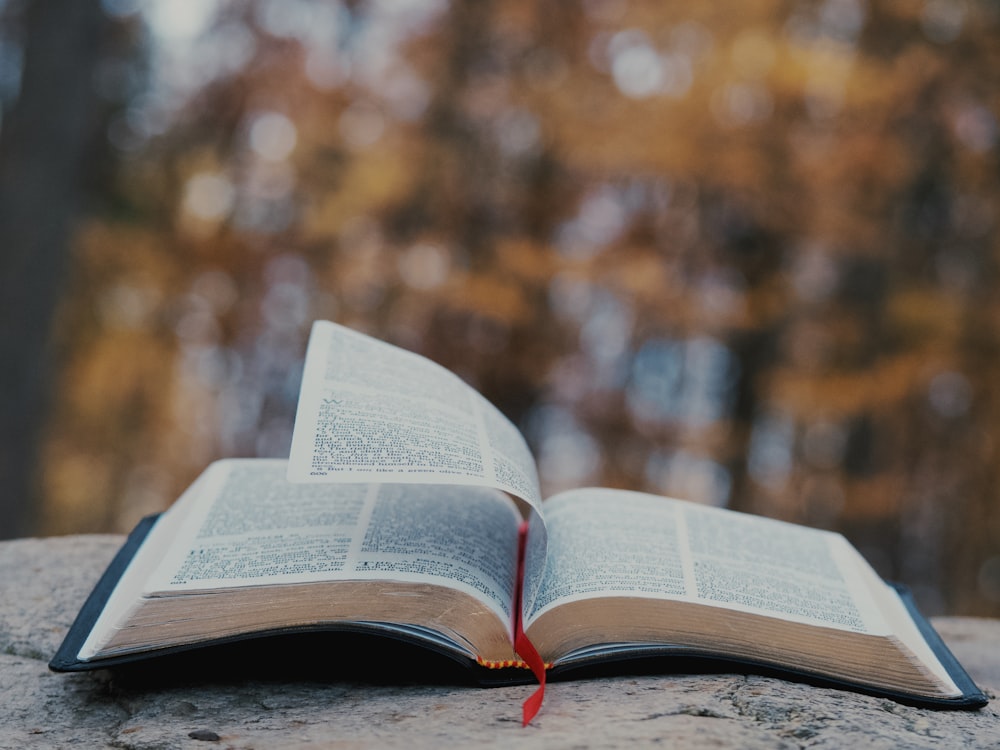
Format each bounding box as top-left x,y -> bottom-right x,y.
522,488 -> 893,637
287,321 -> 542,512
80,459 -> 522,659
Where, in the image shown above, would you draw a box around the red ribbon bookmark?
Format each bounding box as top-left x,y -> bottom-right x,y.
514,521 -> 546,726
514,619 -> 546,725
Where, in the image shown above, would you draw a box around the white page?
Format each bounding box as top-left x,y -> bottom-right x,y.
524,488 -> 891,637
81,460 -> 522,658
144,460 -> 522,630
287,321 -> 541,513
77,471 -> 211,660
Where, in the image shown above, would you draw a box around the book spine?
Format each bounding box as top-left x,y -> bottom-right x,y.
475,656 -> 553,670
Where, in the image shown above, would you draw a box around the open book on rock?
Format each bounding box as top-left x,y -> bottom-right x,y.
51,321 -> 988,722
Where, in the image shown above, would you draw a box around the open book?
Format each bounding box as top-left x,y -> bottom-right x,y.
52,321 -> 987,722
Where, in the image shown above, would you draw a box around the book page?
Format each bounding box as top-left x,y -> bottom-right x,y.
144,460 -> 522,630
523,488 -> 890,636
287,321 -> 542,512
77,470 -> 214,660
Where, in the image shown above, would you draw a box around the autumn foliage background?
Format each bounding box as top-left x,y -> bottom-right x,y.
1,0 -> 999,617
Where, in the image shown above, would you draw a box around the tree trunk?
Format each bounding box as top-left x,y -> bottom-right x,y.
0,0 -> 105,538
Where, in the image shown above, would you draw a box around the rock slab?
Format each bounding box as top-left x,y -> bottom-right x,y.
2,535 -> 999,749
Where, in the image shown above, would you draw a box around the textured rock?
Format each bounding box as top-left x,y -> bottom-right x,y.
2,535 -> 999,749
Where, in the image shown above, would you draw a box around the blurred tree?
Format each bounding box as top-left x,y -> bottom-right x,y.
0,0 -> 109,538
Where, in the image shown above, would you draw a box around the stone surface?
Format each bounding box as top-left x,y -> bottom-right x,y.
1,534 -> 998,749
